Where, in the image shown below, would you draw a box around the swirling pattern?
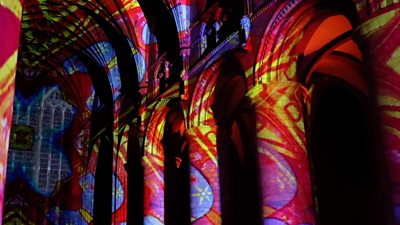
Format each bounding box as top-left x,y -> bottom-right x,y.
186,126 -> 221,225
142,99 -> 174,224
247,82 -> 314,225
143,154 -> 165,223
47,172 -> 126,224
358,8 -> 400,223
190,165 -> 214,220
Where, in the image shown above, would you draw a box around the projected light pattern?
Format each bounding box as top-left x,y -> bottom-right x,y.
142,99 -> 174,224
134,51 -> 146,82
61,39 -> 135,224
4,0 -> 400,224
47,171 -> 126,225
111,120 -> 129,224
46,173 -> 94,224
143,153 -> 165,223
247,82 -> 314,225
358,9 -> 400,223
190,165 -> 214,220
144,215 -> 163,225
245,3 -> 320,223
19,0 -> 154,78
187,126 -> 221,225
0,0 -> 23,221
79,42 -> 122,101
172,4 -> 191,32
63,55 -> 88,75
353,0 -> 400,20
6,86 -> 75,196
124,0 -> 158,50
253,3 -> 305,83
47,208 -> 88,225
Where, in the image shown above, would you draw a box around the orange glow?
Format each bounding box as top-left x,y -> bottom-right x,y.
312,55 -> 368,94
334,39 -> 363,60
304,15 -> 352,55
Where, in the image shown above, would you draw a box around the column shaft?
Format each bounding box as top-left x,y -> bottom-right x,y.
187,125 -> 221,225
0,0 -> 23,221
247,82 -> 315,225
357,8 -> 400,224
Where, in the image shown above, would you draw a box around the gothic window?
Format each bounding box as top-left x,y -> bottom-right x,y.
7,86 -> 75,195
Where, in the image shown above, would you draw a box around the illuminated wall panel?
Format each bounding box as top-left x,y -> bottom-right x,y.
187,126 -> 221,225
0,0 -> 24,221
247,82 -> 314,225
142,153 -> 165,225
4,86 -> 77,224
357,8 -> 400,223
5,0 -> 400,224
142,100 -> 172,225
7,86 -> 75,196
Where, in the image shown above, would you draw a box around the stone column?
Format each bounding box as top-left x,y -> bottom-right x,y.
0,0 -> 23,221
142,153 -> 165,224
356,7 -> 400,224
247,81 -> 315,225
186,125 -> 221,225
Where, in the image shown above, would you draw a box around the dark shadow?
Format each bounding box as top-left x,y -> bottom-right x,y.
308,75 -> 387,225
162,100 -> 191,225
138,0 -> 182,84
217,0 -> 244,43
126,120 -> 144,225
213,57 -> 262,225
77,52 -> 114,225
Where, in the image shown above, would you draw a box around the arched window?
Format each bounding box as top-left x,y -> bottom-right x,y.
7,86 -> 75,196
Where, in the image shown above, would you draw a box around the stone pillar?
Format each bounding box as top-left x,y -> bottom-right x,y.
0,0 -> 23,221
142,153 -> 165,224
186,125 -> 221,225
356,7 -> 400,224
247,81 -> 315,225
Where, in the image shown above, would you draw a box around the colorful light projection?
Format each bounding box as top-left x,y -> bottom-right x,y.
46,172 -> 125,225
122,0 -> 158,56
110,122 -> 130,224
8,0 -> 400,224
166,0 -> 192,48
357,8 -> 400,223
10,0 -> 189,220
30,2 -> 153,219
352,0 -> 399,20
186,62 -> 222,224
247,82 -> 314,225
3,85 -> 77,224
142,95 -> 220,225
6,86 -> 75,196
19,0 -> 155,71
186,126 -> 220,225
0,0 -> 24,221
142,99 -> 172,224
245,2 -> 323,224
4,40 -> 136,225
61,41 -> 132,224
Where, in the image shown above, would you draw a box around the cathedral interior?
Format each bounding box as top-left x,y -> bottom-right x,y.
0,0 -> 400,224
